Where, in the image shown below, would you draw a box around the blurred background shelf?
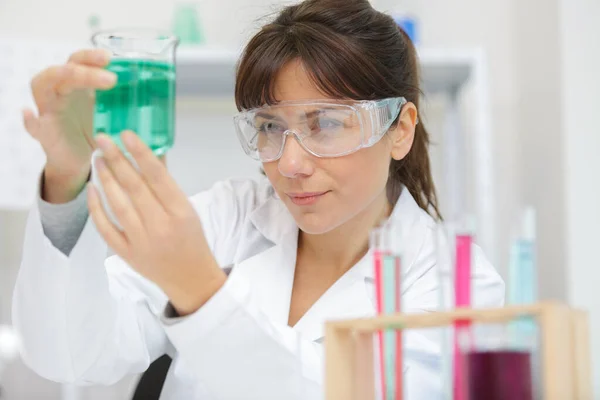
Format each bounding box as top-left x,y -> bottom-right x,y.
175,46 -> 476,97
175,46 -> 240,97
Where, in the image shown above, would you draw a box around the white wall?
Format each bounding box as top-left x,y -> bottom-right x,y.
513,0 -> 568,301
0,0 -> 283,48
560,0 -> 600,393
168,99 -> 262,196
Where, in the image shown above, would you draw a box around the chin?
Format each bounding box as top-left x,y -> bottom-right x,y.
293,212 -> 342,235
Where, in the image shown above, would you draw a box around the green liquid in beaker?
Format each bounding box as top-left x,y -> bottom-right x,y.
93,59 -> 176,155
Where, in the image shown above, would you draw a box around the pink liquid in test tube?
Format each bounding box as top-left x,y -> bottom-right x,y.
394,254 -> 403,400
453,233 -> 472,400
373,247 -> 386,399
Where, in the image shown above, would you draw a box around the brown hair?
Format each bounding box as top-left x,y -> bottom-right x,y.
235,0 -> 441,220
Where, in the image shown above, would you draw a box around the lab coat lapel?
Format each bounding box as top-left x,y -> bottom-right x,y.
228,196 -> 299,326
229,187 -> 428,342
293,258 -> 376,342
292,188 -> 428,342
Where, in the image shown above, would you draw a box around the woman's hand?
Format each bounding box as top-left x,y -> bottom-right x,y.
87,131 -> 226,316
25,49 -> 117,203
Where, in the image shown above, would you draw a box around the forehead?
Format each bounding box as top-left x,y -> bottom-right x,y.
272,59 -> 332,102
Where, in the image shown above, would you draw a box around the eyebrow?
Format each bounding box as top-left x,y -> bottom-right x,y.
254,106 -> 346,121
255,111 -> 280,120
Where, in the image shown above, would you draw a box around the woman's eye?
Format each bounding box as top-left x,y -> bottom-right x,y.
321,118 -> 342,128
258,121 -> 286,133
312,117 -> 343,132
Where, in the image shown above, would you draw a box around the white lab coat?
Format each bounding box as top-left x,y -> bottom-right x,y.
12,178 -> 504,399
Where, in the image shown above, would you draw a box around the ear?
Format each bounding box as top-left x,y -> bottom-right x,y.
388,102 -> 418,161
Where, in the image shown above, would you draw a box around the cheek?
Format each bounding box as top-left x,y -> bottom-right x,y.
260,148 -> 390,204
324,148 -> 390,197
262,162 -> 279,186
262,162 -> 291,200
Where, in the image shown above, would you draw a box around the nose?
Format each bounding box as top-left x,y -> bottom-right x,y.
277,130 -> 314,178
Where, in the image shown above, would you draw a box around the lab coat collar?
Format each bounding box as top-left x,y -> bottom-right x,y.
248,186 -> 427,280
249,190 -> 298,245
236,186 -> 428,341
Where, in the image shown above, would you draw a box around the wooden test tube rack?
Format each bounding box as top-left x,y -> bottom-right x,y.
325,302 -> 591,400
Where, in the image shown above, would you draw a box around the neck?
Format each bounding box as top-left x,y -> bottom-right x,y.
298,192 -> 391,275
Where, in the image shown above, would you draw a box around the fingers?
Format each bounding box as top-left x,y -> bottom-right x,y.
67,49 -> 111,67
55,63 -> 117,96
22,108 -> 41,139
30,48 -> 113,111
31,64 -> 116,108
92,156 -> 145,239
121,131 -> 189,213
95,134 -> 164,222
87,183 -> 129,256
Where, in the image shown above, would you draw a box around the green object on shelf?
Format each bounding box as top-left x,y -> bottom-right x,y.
172,4 -> 205,45
93,59 -> 176,156
88,14 -> 101,33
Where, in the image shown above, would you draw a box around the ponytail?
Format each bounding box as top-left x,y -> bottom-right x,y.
387,121 -> 442,220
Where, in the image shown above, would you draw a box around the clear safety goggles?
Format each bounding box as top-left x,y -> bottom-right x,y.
233,97 -> 407,162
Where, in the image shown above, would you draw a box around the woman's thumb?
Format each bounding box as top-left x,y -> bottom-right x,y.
22,108 -> 41,139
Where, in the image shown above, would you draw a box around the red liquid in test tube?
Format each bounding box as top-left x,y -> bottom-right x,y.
453,233 -> 472,400
394,254 -> 402,400
373,246 -> 386,399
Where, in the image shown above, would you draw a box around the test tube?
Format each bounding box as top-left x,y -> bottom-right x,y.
458,209 -> 537,400
508,208 -> 537,322
436,217 -> 476,400
453,218 -> 475,400
382,219 -> 404,400
507,207 -> 539,398
370,220 -> 404,400
370,226 -> 387,399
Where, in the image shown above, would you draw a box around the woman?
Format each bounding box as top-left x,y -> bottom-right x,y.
12,0 -> 504,398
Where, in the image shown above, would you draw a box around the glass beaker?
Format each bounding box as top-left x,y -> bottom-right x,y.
91,29 -> 179,156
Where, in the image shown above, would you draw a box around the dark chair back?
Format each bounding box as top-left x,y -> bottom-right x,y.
131,355 -> 172,400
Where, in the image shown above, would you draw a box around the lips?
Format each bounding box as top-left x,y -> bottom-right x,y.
286,191 -> 329,206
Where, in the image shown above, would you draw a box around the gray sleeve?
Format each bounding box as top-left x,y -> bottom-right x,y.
38,183 -> 89,257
